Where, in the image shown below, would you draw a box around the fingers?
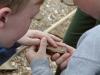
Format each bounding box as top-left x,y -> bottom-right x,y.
25,38 -> 41,45
52,52 -> 71,70
32,31 -> 58,47
38,37 -> 47,54
56,42 -> 67,47
25,38 -> 48,64
28,30 -> 62,47
51,53 -> 60,61
66,45 -> 75,54
56,42 -> 75,54
46,35 -> 58,47
19,37 -> 41,46
55,53 -> 70,65
60,58 -> 69,69
49,34 -> 62,42
25,46 -> 36,63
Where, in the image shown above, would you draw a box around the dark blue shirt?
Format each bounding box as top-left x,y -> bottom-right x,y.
0,43 -> 21,65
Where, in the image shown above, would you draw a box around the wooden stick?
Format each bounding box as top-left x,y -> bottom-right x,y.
44,9 -> 77,33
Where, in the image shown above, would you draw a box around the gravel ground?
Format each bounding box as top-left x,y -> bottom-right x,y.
0,0 -> 76,75
31,0 -> 75,38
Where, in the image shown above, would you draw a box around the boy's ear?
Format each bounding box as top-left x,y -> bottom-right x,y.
0,7 -> 11,28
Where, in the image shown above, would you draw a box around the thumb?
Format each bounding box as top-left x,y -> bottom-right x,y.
25,46 -> 36,64
26,38 -> 41,45
22,38 -> 41,46
38,37 -> 47,54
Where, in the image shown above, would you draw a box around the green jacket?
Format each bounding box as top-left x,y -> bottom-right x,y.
63,8 -> 100,48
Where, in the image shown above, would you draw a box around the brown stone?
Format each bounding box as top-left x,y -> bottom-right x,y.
47,46 -> 67,55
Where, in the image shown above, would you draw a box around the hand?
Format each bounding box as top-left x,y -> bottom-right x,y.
17,30 -> 62,47
52,44 -> 75,70
25,37 -> 48,64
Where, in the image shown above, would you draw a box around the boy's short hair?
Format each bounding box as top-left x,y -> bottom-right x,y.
0,0 -> 29,13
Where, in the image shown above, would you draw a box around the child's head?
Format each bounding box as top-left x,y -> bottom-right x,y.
74,0 -> 100,19
0,0 -> 29,13
0,0 -> 44,48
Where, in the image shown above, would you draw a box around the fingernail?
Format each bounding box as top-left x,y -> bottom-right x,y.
43,37 -> 47,41
59,39 -> 62,41
42,37 -> 48,45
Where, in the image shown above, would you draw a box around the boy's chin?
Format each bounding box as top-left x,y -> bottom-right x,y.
0,43 -> 14,48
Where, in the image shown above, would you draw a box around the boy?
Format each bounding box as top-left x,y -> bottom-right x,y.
0,0 -> 63,65
25,0 -> 100,75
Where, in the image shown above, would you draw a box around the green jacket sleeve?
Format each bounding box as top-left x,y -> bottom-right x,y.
63,8 -> 97,48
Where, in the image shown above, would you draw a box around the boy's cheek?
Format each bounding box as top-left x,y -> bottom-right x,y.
32,6 -> 40,17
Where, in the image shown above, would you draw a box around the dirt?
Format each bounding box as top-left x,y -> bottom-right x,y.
0,0 -> 76,75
